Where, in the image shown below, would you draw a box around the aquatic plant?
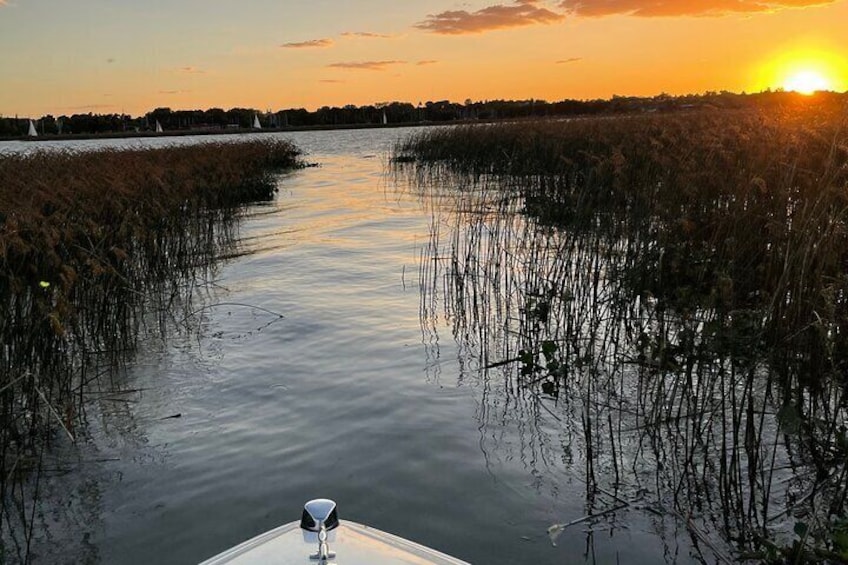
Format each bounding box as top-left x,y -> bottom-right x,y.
0,139 -> 301,561
397,98 -> 848,560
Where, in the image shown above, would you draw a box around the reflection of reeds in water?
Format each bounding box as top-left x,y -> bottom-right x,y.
0,140 -> 301,561
396,101 -> 848,561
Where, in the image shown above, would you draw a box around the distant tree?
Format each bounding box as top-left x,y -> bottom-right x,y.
225,108 -> 256,128
3,90 -> 845,138
207,108 -> 227,128
0,117 -> 22,136
149,108 -> 174,130
39,115 -> 57,135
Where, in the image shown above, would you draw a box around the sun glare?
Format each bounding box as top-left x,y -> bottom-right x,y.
783,69 -> 831,95
755,48 -> 847,95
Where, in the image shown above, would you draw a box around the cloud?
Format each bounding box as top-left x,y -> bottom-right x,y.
282,38 -> 334,48
556,57 -> 582,63
326,60 -> 407,71
159,90 -> 192,95
415,0 -> 565,34
176,66 -> 205,74
319,79 -> 346,83
341,31 -> 394,39
416,60 -> 440,66
64,104 -> 116,111
558,0 -> 837,17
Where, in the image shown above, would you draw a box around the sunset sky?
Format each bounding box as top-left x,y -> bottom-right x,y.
1,0 -> 847,117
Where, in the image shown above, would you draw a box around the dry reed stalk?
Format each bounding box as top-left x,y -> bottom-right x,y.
398,99 -> 848,560
0,138 -> 302,563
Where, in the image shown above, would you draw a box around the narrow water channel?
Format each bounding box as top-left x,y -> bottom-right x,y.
3,129 -> 700,564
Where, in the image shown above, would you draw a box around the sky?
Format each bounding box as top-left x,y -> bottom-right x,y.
1,0 -> 847,117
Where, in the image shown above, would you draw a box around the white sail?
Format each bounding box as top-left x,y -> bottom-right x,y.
28,120 -> 38,137
155,120 -> 163,133
382,110 -> 387,125
253,114 -> 261,129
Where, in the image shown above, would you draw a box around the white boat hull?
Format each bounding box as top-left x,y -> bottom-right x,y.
200,520 -> 469,565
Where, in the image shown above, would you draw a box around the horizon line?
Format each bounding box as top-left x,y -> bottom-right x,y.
4,87 -> 846,120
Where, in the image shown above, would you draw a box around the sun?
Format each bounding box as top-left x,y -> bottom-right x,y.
755,47 -> 847,95
783,69 -> 831,95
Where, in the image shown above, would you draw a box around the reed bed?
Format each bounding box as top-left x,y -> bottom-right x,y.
397,99 -> 848,561
0,139 -> 301,561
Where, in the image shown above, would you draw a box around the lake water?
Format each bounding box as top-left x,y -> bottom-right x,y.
2,129 -> 701,564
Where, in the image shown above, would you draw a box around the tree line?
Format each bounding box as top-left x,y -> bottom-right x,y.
1,89 -> 844,137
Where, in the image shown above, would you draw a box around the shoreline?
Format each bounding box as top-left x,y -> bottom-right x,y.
0,120 -> 461,143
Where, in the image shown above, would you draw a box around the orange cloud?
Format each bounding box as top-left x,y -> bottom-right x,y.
416,60 -> 440,66
319,79 -> 346,83
326,60 -> 407,70
558,0 -> 836,17
282,38 -> 334,48
415,0 -> 565,35
176,66 -> 205,74
65,104 -> 116,110
556,57 -> 582,63
341,31 -> 394,39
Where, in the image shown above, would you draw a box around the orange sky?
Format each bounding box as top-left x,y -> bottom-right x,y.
1,0 -> 847,117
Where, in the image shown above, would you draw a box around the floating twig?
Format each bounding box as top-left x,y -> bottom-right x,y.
547,503 -> 628,546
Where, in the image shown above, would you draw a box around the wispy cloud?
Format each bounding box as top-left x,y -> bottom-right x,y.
416,60 -> 440,66
326,60 -> 407,71
175,66 -> 206,74
558,0 -> 836,17
159,89 -> 192,95
64,104 -> 116,111
556,57 -> 582,64
415,0 -> 565,35
319,79 -> 346,83
341,31 -> 394,39
282,38 -> 334,48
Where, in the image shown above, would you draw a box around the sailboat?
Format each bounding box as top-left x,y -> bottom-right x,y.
155,120 -> 163,133
27,119 -> 38,137
382,110 -> 388,125
253,114 -> 262,129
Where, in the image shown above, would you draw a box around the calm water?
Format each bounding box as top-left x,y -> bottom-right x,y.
2,130 -> 699,564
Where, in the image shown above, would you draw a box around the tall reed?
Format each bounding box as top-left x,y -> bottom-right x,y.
0,139 -> 301,562
396,98 -> 848,561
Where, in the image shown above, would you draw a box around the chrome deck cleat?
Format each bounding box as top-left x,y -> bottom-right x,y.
301,499 -> 339,564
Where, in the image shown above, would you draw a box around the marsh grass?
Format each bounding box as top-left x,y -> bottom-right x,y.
0,139 -> 301,561
397,98 -> 848,561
